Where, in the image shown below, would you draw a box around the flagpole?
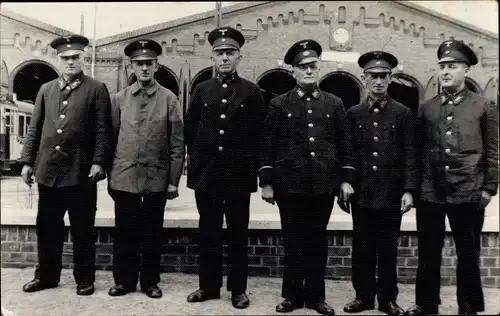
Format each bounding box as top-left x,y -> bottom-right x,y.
91,3 -> 97,78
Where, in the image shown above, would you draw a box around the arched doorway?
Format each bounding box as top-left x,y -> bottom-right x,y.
11,60 -> 59,103
484,76 -> 498,103
319,71 -> 362,110
256,69 -> 296,104
191,66 -> 213,92
464,77 -> 483,95
388,73 -> 423,113
128,65 -> 179,96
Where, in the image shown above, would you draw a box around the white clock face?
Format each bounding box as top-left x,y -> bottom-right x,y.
333,28 -> 349,44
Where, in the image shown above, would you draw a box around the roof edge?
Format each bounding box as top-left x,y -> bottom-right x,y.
0,7 -> 74,36
396,1 -> 498,41
96,1 -> 274,47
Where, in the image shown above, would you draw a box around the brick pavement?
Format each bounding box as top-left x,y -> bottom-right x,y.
1,268 -> 499,316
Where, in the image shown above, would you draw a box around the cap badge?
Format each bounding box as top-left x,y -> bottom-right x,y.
142,49 -> 147,53
67,44 -> 71,48
299,41 -> 309,49
221,38 -> 226,42
444,50 -> 450,55
139,40 -> 148,47
219,28 -> 228,35
303,51 -> 310,56
376,61 -> 381,65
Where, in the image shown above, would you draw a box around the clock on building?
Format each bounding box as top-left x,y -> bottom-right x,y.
333,27 -> 350,45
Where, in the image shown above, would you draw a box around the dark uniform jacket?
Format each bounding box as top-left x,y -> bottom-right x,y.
347,96 -> 418,209
184,72 -> 266,193
20,72 -> 112,188
259,86 -> 356,195
417,88 -> 499,204
108,80 -> 185,194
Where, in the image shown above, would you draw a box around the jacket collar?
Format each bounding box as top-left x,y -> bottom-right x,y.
295,85 -> 321,99
130,79 -> 160,96
366,93 -> 389,111
215,71 -> 239,84
440,87 -> 468,106
58,71 -> 84,91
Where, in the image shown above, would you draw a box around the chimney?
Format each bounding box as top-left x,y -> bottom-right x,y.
80,14 -> 84,35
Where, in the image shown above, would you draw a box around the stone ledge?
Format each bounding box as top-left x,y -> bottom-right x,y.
2,207 -> 499,232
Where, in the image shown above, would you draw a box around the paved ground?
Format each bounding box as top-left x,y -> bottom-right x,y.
1,268 -> 499,316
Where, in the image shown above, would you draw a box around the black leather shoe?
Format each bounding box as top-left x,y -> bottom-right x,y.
276,300 -> 302,313
76,283 -> 94,296
22,279 -> 58,293
379,302 -> 405,315
141,285 -> 162,299
458,303 -> 477,315
344,299 -> 375,313
231,292 -> 250,309
306,302 -> 336,315
186,289 -> 220,303
405,304 -> 438,315
108,284 -> 136,296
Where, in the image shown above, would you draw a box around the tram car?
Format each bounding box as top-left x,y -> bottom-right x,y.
0,98 -> 34,176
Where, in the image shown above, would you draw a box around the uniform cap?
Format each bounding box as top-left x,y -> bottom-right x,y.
50,34 -> 89,57
124,39 -> 162,61
358,51 -> 398,73
437,40 -> 478,66
284,39 -> 322,66
208,26 -> 245,51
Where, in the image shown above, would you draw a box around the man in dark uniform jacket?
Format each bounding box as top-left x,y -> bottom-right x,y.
259,39 -> 356,316
184,26 -> 266,309
343,51 -> 417,316
107,39 -> 185,299
405,40 -> 498,316
19,34 -> 111,296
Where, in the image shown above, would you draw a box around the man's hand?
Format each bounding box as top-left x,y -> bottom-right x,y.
21,165 -> 34,187
340,182 -> 354,202
88,164 -> 105,182
400,192 -> 414,215
167,184 -> 179,200
478,190 -> 492,209
262,185 -> 275,205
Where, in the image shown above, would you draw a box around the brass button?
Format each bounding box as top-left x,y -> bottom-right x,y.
374,108 -> 380,113
222,83 -> 228,88
306,98 -> 311,101
309,137 -> 315,142
310,152 -> 316,157
445,165 -> 450,170
308,123 -> 314,128
219,130 -> 224,135
66,86 -> 71,90
448,101 -> 453,105
62,101 -> 68,105
445,148 -> 451,153
326,114 -> 330,118
218,146 -> 224,152
222,99 -> 227,104
220,114 -> 226,119
372,165 -> 378,171
446,131 -> 452,135
204,103 -> 208,107
373,136 -> 379,141
373,152 -> 378,157
60,114 -> 65,119
447,116 -> 453,121
308,109 -> 312,114
288,113 -> 292,118
56,129 -> 62,134
373,122 -> 378,127
240,104 -> 244,108
55,145 -> 60,150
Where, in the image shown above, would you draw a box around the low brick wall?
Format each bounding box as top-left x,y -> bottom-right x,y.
1,225 -> 499,288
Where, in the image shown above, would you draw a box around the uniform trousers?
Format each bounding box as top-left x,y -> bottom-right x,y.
275,192 -> 335,305
351,206 -> 402,305
415,201 -> 484,312
35,180 -> 97,284
194,190 -> 250,294
108,189 -> 167,288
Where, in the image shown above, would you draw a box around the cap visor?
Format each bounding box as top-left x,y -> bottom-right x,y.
438,57 -> 467,64
213,44 -> 239,51
364,67 -> 391,73
58,50 -> 83,57
297,56 -> 319,65
130,56 -> 158,61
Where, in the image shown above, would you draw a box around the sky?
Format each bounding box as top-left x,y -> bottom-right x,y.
0,1 -> 498,40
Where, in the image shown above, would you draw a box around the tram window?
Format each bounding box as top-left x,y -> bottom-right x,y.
18,115 -> 25,136
25,116 -> 31,135
5,109 -> 11,126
